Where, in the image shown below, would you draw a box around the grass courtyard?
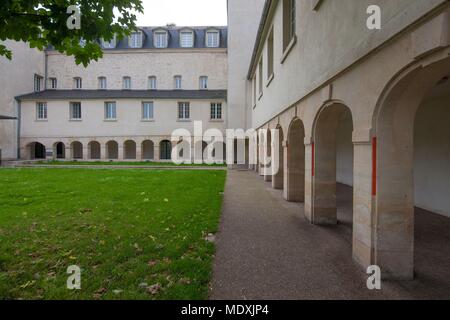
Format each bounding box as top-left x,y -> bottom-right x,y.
0,168 -> 226,300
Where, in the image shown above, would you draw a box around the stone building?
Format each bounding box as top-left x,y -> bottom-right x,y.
227,0 -> 450,280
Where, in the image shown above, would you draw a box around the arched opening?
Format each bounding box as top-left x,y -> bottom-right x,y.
375,56 -> 450,280
124,140 -> 136,160
88,141 -> 101,160
194,140 -> 208,163
264,129 -> 272,182
272,126 -> 284,189
106,141 -> 118,160
28,142 -> 46,160
160,140 -> 172,160
54,142 -> 65,159
70,141 -> 83,160
284,119 -> 305,202
142,140 -> 154,160
312,103 -> 353,226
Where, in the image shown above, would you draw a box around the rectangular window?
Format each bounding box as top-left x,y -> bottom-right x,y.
178,102 -> 190,119
258,59 -> 263,95
283,0 -> 296,50
206,31 -> 220,48
34,74 -> 43,92
174,76 -> 182,89
253,76 -> 257,105
49,78 -> 57,89
154,31 -> 168,48
98,77 -> 107,89
74,77 -> 82,89
70,102 -> 82,120
36,102 -> 47,120
148,76 -> 157,90
267,30 -> 274,79
130,32 -> 142,48
123,77 -> 131,90
200,76 -> 208,89
180,31 -> 194,48
142,102 -> 154,120
210,102 -> 222,120
105,102 -> 117,120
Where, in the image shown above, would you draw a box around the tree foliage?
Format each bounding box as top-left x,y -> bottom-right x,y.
0,0 -> 144,66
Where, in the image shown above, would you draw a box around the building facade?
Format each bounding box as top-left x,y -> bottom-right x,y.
228,0 -> 450,280
1,26 -> 228,161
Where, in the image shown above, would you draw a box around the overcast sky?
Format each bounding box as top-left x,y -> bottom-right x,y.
134,0 -> 228,27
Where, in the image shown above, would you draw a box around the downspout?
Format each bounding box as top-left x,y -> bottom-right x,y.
16,98 -> 21,159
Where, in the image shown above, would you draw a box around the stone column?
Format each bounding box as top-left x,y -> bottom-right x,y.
154,144 -> 160,161
272,140 -> 284,190
82,146 -> 89,161
304,142 -> 314,222
100,145 -> 106,161
136,144 -> 142,161
118,145 -> 124,161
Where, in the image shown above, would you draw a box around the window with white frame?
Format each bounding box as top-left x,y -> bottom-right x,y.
267,29 -> 274,79
178,102 -> 190,119
123,76 -> 131,90
206,30 -> 220,48
258,59 -> 263,95
199,76 -> 208,89
210,102 -> 222,120
253,76 -> 257,105
142,102 -> 154,120
283,0 -> 296,51
70,102 -> 82,120
102,35 -> 116,49
148,76 -> 157,90
98,77 -> 107,89
34,74 -> 43,92
174,76 -> 182,89
154,31 -> 168,48
180,30 -> 194,48
129,32 -> 143,48
105,102 -> 117,120
36,102 -> 47,120
49,77 -> 57,89
74,77 -> 82,89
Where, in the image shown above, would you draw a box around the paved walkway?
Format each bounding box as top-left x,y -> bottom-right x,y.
209,170 -> 450,300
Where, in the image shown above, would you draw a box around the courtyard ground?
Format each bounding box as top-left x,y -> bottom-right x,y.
0,168 -> 226,300
210,170 -> 450,300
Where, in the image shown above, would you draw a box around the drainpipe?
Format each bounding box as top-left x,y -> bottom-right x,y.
16,99 -> 21,159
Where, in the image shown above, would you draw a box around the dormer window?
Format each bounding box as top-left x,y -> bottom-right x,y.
180,30 -> 194,48
98,77 -> 107,89
206,29 -> 220,48
148,76 -> 157,90
129,31 -> 143,48
200,76 -> 208,89
174,76 -> 182,90
123,77 -> 131,90
102,35 -> 116,49
74,77 -> 82,89
154,30 -> 168,48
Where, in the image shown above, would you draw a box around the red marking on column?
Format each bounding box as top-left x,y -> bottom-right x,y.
312,142 -> 315,177
372,137 -> 377,196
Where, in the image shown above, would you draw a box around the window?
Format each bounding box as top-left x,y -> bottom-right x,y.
129,32 -> 143,48
74,77 -> 82,89
283,0 -> 296,50
154,31 -> 168,48
123,76 -> 131,90
49,77 -> 57,89
70,102 -> 82,120
178,102 -> 190,119
174,76 -> 182,89
200,76 -> 208,89
206,30 -> 220,48
98,77 -> 107,89
210,103 -> 222,120
253,76 -> 257,105
105,102 -> 117,120
36,102 -> 47,120
180,30 -> 194,48
102,36 -> 116,49
258,59 -> 263,96
142,102 -> 154,120
34,74 -> 43,92
148,76 -> 157,90
267,30 -> 274,79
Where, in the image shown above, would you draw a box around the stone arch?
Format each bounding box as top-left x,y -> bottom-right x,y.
88,141 -> 101,160
311,101 -> 353,225
264,128 -> 272,182
272,125 -> 284,190
372,54 -> 450,280
106,140 -> 118,160
53,142 -> 65,159
27,142 -> 46,160
160,140 -> 172,160
142,140 -> 154,160
70,141 -> 83,160
284,118 -> 306,202
124,140 -> 137,160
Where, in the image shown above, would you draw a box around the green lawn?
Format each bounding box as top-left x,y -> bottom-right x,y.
35,161 -> 226,167
0,168 -> 226,300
